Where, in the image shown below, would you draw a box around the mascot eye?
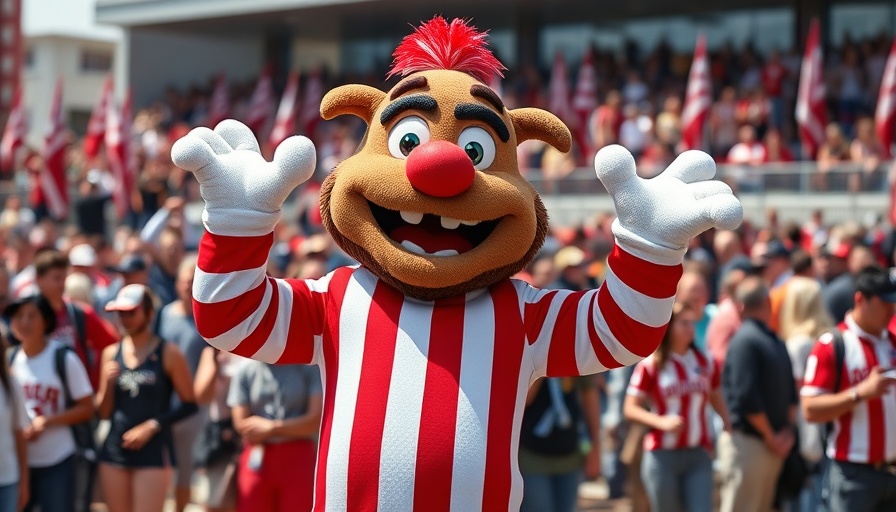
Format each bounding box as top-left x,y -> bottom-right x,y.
388,116 -> 430,159
457,127 -> 496,170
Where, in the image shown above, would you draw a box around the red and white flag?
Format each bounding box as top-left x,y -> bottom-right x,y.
106,89 -> 135,217
207,72 -> 230,128
548,53 -> 574,125
0,86 -> 26,173
796,18 -> 827,159
681,34 -> 712,151
572,49 -> 598,160
244,67 -> 274,137
42,78 -> 69,220
875,37 -> 896,159
300,69 -> 324,137
84,75 -> 112,160
269,70 -> 299,149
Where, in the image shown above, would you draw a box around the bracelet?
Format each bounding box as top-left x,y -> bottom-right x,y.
850,387 -> 861,403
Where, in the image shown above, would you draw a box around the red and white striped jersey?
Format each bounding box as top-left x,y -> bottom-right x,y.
626,348 -> 719,451
801,315 -> 896,464
193,230 -> 682,511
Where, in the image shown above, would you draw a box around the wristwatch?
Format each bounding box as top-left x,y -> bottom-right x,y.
850,387 -> 861,403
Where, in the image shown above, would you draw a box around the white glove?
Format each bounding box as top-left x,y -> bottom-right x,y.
170,120 -> 316,236
595,145 -> 742,265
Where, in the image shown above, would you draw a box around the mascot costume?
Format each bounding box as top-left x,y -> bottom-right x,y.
172,16 -> 742,512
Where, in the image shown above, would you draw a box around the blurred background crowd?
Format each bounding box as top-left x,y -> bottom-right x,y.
1,0 -> 896,511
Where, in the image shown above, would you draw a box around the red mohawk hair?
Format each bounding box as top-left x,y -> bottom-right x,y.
388,17 -> 506,83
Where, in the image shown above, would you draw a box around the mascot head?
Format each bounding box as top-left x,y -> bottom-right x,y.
320,17 -> 571,300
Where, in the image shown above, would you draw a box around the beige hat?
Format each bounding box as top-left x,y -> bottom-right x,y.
553,246 -> 586,270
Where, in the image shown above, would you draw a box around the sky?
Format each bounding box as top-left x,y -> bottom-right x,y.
22,0 -> 122,41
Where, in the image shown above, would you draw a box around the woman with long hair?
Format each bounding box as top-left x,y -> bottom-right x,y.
624,302 -> 730,512
5,295 -> 95,512
96,285 -> 197,512
778,276 -> 833,512
779,277 -> 834,382
0,333 -> 29,512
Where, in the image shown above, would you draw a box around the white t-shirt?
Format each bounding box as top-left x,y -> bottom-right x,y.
10,341 -> 93,468
786,333 -> 816,382
0,381 -> 29,485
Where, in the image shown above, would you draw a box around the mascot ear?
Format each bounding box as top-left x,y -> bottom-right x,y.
509,108 -> 572,153
320,84 -> 387,124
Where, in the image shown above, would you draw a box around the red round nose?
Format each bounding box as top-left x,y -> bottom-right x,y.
405,140 -> 475,198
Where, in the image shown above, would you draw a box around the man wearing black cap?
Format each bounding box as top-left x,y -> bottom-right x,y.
823,244 -> 876,324
802,266 -> 896,511
112,254 -> 149,288
759,239 -> 792,290
98,254 -> 149,318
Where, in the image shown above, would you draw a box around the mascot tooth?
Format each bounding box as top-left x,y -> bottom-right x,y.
172,16 -> 742,512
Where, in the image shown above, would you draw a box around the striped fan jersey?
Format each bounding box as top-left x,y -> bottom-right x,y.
194,230 -> 682,511
801,315 -> 896,464
626,348 -> 719,451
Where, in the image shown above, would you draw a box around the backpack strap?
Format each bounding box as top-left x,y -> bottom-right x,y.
65,302 -> 90,368
54,345 -> 75,407
831,329 -> 846,393
5,345 -> 20,367
824,329 -> 847,441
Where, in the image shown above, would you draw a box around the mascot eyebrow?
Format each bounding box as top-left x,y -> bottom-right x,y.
379,94 -> 437,124
455,101 -> 510,142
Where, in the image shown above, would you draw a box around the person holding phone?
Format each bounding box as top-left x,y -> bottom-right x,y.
802,266 -> 896,511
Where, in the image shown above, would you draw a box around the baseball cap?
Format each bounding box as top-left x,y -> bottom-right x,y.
825,240 -> 852,259
105,284 -> 150,312
113,254 -> 148,274
854,266 -> 896,303
763,240 -> 791,259
68,244 -> 97,267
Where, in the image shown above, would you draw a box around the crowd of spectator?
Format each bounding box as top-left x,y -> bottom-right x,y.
134,32 -> 895,185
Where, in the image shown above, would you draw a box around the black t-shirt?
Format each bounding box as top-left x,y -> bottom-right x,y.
722,318 -> 797,438
519,378 -> 584,456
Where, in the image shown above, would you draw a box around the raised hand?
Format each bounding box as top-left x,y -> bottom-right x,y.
171,120 -> 316,235
594,145 -> 742,264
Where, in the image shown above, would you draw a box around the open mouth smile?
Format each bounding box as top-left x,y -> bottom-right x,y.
368,201 -> 501,256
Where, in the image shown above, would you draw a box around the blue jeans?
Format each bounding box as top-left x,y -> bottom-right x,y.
520,470 -> 581,512
0,482 -> 17,512
827,460 -> 896,512
24,456 -> 75,512
641,447 -> 713,512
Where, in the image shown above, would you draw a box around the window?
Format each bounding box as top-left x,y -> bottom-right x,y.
80,49 -> 112,72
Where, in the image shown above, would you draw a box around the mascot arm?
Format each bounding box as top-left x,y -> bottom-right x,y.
172,120 -> 324,364
524,146 -> 742,378
192,231 -> 329,364
521,243 -> 682,377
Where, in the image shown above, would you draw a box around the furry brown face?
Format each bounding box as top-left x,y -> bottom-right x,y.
320,69 -> 570,300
